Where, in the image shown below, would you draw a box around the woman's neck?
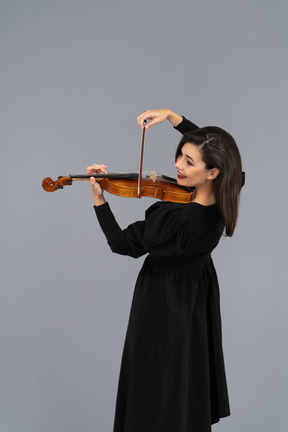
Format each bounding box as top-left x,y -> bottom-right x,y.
192,185 -> 216,206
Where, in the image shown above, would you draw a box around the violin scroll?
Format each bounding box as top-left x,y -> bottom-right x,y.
42,176 -> 72,192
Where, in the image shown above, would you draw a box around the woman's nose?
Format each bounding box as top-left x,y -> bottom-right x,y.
175,159 -> 182,170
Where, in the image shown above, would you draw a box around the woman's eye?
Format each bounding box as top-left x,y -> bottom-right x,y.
187,160 -> 193,166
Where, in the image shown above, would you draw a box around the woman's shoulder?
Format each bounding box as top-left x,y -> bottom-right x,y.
145,201 -> 187,223
144,201 -> 223,244
145,201 -> 220,222
145,200 -> 182,213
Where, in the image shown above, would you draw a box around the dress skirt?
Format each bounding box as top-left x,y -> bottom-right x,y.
113,256 -> 230,432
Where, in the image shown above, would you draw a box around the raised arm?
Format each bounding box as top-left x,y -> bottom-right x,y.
137,109 -> 183,129
137,109 -> 199,132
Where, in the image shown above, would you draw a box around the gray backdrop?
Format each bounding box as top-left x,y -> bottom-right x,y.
1,0 -> 287,431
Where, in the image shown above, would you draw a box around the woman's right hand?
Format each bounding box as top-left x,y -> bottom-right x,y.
137,109 -> 183,129
86,164 -> 107,206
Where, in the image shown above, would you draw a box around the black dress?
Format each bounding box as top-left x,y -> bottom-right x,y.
94,118 -> 230,432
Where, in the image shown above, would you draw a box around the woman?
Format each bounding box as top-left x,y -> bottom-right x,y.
87,109 -> 243,432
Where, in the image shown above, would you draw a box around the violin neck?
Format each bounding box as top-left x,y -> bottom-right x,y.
69,172 -> 181,187
70,173 -> 139,181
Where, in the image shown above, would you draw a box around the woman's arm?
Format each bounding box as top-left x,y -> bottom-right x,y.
137,109 -> 199,132
137,109 -> 183,129
174,116 -> 199,133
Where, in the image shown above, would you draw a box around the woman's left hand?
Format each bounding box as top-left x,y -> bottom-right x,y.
86,164 -> 107,206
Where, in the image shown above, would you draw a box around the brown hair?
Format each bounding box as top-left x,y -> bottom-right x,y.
175,127 -> 243,236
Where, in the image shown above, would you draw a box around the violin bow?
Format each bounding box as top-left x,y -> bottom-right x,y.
137,120 -> 146,198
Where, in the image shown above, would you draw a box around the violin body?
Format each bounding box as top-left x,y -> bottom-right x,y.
42,172 -> 194,204
100,176 -> 193,203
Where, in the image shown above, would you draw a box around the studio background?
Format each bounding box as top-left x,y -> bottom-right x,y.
1,1 -> 287,431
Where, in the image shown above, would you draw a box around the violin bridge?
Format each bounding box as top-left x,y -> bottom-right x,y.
149,171 -> 157,182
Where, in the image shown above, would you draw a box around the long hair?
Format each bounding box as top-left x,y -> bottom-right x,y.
175,127 -> 242,237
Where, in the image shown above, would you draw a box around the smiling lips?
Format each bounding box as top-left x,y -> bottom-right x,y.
177,171 -> 187,179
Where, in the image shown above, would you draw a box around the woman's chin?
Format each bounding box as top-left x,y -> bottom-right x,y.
177,176 -> 187,185
177,178 -> 195,188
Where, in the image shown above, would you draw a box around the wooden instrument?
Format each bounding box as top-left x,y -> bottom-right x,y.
42,171 -> 194,203
42,120 -> 194,203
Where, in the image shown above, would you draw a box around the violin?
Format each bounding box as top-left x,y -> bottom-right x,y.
42,120 -> 194,204
42,171 -> 194,204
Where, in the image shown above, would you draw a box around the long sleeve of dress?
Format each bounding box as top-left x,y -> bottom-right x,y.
94,203 -> 146,258
94,202 -> 189,259
174,116 -> 199,133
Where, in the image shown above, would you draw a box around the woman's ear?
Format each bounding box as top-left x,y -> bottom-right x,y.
208,168 -> 220,180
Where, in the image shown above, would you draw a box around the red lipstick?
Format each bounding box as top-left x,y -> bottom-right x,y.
177,171 -> 187,179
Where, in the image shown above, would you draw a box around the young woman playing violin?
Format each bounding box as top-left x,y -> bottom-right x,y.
87,109 -> 243,432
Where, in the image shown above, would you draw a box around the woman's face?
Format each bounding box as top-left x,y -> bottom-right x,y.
175,142 -> 213,188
